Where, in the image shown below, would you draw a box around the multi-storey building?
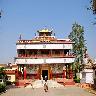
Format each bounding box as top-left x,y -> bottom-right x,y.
15,29 -> 75,80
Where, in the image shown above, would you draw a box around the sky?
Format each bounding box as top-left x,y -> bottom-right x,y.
0,0 -> 96,64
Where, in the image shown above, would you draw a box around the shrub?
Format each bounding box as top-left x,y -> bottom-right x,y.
0,84 -> 6,93
74,78 -> 80,83
6,81 -> 11,85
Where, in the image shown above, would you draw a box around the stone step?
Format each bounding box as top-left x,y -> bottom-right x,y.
25,80 -> 64,88
64,81 -> 75,86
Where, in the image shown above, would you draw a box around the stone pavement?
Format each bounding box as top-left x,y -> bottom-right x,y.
0,86 -> 95,96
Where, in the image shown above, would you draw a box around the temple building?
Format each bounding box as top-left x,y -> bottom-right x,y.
15,29 -> 75,80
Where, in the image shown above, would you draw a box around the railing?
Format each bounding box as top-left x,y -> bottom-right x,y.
17,38 -> 72,44
17,54 -> 75,58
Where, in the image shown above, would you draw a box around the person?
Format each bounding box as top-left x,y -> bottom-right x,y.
41,75 -> 43,84
44,82 -> 48,92
31,83 -> 34,89
45,76 -> 47,82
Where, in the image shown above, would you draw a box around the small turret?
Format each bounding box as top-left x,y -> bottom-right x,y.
37,29 -> 52,36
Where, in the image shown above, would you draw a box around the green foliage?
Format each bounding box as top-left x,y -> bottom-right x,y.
0,84 -> 6,93
0,67 -> 8,93
74,74 -> 80,83
74,78 -> 80,83
6,81 -> 11,85
68,22 -> 86,72
0,67 -> 7,80
0,67 -> 8,86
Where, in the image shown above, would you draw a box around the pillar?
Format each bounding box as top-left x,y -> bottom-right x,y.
63,66 -> 66,78
18,65 -> 21,80
66,64 -> 68,79
69,64 -> 73,79
24,65 -> 26,79
16,66 -> 19,80
69,70 -> 73,79
37,49 -> 40,57
50,49 -> 52,56
20,65 -> 21,72
50,67 -> 52,79
37,67 -> 39,79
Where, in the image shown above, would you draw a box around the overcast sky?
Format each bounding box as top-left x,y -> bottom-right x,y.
0,0 -> 96,64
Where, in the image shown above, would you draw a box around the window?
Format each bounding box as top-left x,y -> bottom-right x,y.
8,76 -> 11,80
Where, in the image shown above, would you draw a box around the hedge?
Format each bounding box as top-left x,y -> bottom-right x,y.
0,84 -> 6,93
74,78 -> 80,83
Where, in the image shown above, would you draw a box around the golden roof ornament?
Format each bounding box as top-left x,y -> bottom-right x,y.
37,28 -> 52,33
84,58 -> 93,69
87,58 -> 93,66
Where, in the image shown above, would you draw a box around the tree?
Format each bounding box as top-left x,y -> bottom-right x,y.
0,10 -> 2,18
0,12 -> 1,18
90,0 -> 96,14
0,67 -> 7,93
68,23 -> 86,72
87,0 -> 96,14
0,67 -> 7,82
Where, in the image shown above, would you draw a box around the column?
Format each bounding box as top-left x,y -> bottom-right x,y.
51,49 -> 52,57
16,65 -> 19,80
37,49 -> 39,57
63,66 -> 66,78
70,70 -> 73,79
66,64 -> 68,79
37,67 -> 39,79
25,50 -> 27,57
69,64 -> 73,79
18,65 -> 21,79
24,65 -> 26,79
50,67 -> 52,79
68,64 -> 71,79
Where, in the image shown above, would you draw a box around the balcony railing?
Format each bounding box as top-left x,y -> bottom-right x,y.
16,54 -> 75,58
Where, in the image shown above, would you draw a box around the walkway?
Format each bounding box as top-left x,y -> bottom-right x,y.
0,86 -> 95,96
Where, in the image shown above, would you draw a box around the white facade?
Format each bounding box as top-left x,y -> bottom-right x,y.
7,74 -> 16,82
81,69 -> 94,84
15,58 -> 75,64
17,43 -> 72,49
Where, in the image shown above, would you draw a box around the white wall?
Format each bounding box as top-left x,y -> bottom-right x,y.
86,72 -> 94,84
7,74 -> 15,82
81,69 -> 94,84
17,43 -> 72,49
15,58 -> 75,64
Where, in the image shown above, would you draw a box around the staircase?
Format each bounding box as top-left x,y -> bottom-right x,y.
25,80 -> 64,88
16,79 -> 75,88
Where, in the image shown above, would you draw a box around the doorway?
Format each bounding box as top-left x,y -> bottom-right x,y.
42,70 -> 48,80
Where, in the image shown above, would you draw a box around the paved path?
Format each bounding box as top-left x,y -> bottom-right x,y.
0,86 -> 95,96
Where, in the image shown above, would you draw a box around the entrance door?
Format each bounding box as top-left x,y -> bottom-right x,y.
42,70 -> 48,80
